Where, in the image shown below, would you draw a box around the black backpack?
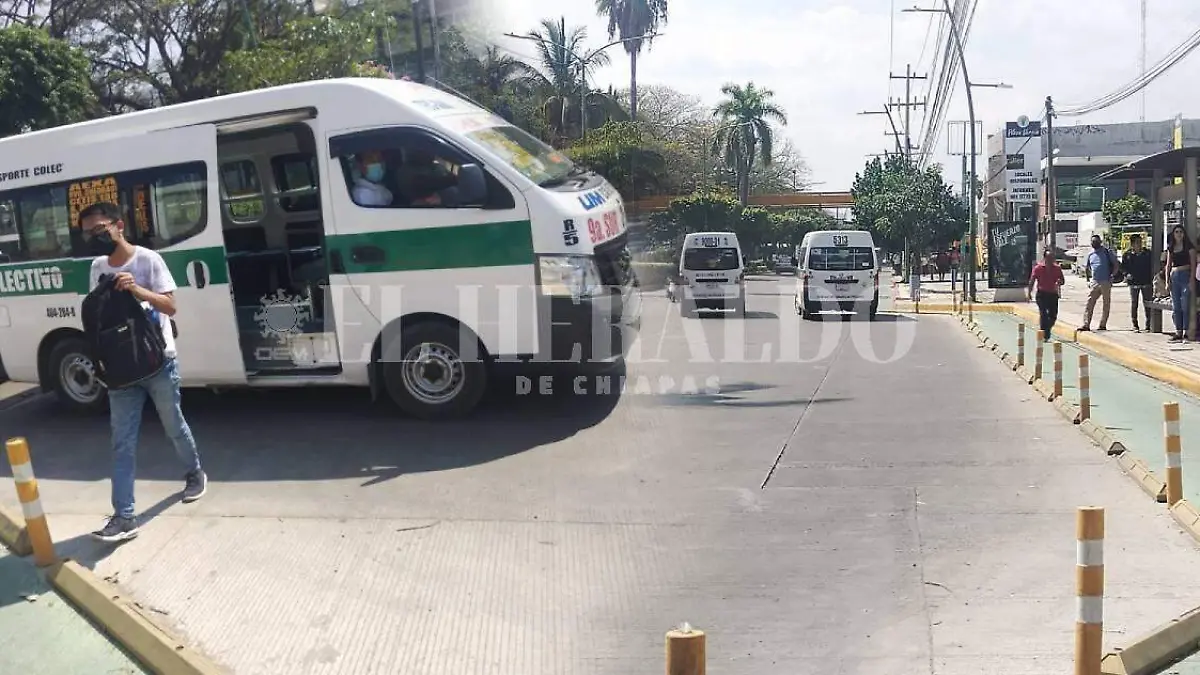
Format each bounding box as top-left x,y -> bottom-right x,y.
80,273 -> 167,389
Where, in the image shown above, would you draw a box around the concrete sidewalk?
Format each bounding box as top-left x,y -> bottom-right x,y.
0,550 -> 145,673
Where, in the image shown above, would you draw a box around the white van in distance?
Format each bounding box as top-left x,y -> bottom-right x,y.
678,231 -> 745,317
795,230 -> 879,320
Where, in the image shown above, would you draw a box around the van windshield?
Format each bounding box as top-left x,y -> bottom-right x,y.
464,123 -> 577,186
684,247 -> 740,271
810,247 -> 874,271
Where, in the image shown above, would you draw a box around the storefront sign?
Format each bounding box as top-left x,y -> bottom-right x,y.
1004,118 -> 1042,204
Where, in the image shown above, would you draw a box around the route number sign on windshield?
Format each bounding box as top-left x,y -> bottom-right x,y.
699,236 -> 723,247
832,234 -> 849,247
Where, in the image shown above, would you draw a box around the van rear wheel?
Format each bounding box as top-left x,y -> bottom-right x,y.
48,337 -> 107,413
381,322 -> 487,420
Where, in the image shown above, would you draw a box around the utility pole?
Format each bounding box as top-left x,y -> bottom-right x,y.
428,0 -> 441,82
1045,96 -> 1057,254
1140,0 -> 1148,122
889,64 -> 927,161
890,63 -> 927,279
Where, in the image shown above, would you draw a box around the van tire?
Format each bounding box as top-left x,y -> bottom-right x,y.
381,322 -> 487,420
869,297 -> 879,321
734,297 -> 747,316
680,298 -> 696,318
48,337 -> 108,414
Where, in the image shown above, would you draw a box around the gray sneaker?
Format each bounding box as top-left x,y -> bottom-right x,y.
183,470 -> 208,503
92,516 -> 139,542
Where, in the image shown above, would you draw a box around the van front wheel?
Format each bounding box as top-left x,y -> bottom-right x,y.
48,337 -> 108,413
382,323 -> 487,420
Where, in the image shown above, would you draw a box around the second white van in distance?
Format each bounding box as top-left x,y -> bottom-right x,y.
795,230 -> 880,320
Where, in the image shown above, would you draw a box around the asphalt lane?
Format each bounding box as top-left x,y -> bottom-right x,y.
2,274 -> 1199,674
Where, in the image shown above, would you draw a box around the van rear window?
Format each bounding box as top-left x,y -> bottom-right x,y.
684,247 -> 740,270
810,247 -> 874,271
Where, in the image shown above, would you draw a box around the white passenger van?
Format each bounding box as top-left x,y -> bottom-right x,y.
0,78 -> 640,419
678,231 -> 745,317
795,230 -> 879,320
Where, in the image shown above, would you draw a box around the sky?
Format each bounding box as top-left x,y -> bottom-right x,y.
466,0 -> 1200,193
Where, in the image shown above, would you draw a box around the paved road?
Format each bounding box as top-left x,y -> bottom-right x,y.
1,274 -> 1199,674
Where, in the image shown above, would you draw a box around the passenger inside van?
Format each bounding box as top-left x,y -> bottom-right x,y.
350,150 -> 394,207
395,148 -> 458,207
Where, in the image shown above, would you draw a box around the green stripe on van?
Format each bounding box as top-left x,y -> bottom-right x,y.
325,219 -> 534,275
0,219 -> 534,297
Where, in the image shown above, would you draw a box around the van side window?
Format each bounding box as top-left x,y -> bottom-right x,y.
0,200 -> 18,262
221,160 -> 265,224
145,165 -> 207,249
329,127 -> 515,210
17,187 -> 73,260
271,154 -> 319,212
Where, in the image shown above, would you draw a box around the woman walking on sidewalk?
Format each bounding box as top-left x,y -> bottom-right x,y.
1162,225 -> 1197,342
1027,248 -> 1064,341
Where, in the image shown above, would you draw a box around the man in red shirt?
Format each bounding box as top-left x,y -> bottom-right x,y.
1027,248 -> 1065,341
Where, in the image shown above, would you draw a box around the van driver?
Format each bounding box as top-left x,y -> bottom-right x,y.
351,150 -> 393,207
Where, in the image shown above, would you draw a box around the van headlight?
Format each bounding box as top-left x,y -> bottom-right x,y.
539,255 -> 603,298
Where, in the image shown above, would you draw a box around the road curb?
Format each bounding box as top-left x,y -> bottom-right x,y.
0,502 -> 30,555
47,559 -> 228,675
1101,604 -> 1200,675
1078,419 -> 1128,456
1116,452 -> 1168,502
1169,499 -> 1200,543
1032,378 -> 1056,401
1052,396 -> 1082,425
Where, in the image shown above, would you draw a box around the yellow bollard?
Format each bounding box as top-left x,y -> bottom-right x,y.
1078,355 -> 1091,421
5,438 -> 55,567
1075,506 -> 1104,675
1017,323 -> 1026,368
1053,342 -> 1063,398
666,624 -> 705,675
1165,402 -> 1183,506
1035,331 -> 1045,380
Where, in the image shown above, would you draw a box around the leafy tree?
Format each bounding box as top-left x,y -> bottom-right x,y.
851,155 -> 964,263
1102,193 -> 1152,226
711,81 -> 787,206
568,121 -> 667,202
221,11 -> 396,92
645,189 -> 741,250
768,208 -> 840,250
594,0 -> 668,120
0,25 -> 95,136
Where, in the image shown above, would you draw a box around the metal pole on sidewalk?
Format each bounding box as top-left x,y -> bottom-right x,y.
1035,331 -> 1045,380
1075,506 -> 1104,675
1053,342 -> 1063,398
1017,324 -> 1026,368
5,438 -> 55,567
1078,355 -> 1091,421
666,624 -> 705,675
1165,402 -> 1183,505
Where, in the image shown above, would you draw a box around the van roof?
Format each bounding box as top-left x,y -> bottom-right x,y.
802,230 -> 875,242
685,231 -> 739,238
0,78 -> 483,153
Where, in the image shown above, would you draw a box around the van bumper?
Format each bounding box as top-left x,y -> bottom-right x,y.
539,287 -> 641,364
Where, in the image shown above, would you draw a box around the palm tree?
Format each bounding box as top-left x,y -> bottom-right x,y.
594,0 -> 668,121
711,82 -> 788,206
477,46 -> 538,97
524,17 -> 613,145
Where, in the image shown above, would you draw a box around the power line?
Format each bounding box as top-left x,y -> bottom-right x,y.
1058,25 -> 1200,116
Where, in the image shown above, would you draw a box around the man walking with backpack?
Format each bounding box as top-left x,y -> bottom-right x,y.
1080,234 -> 1122,332
80,202 -> 207,542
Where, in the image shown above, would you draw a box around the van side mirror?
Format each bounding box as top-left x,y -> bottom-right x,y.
457,163 -> 487,206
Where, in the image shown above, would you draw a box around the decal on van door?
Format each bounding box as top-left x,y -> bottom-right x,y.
562,219 -> 580,246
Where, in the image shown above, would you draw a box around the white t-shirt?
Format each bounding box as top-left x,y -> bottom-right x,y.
89,247 -> 178,359
352,177 -> 393,207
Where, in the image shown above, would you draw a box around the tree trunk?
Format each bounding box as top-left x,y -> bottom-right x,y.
629,50 -> 639,120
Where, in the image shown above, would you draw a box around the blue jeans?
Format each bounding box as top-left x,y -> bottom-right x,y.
108,358 -> 200,519
1171,268 -> 1192,334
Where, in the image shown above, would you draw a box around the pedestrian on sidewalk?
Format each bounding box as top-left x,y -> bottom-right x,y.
80,202 -> 208,543
1123,234 -> 1153,332
1162,225 -> 1197,342
1028,247 -> 1064,341
1079,234 -> 1121,332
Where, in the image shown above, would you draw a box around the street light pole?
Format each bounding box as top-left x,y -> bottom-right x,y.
904,1 -> 984,300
